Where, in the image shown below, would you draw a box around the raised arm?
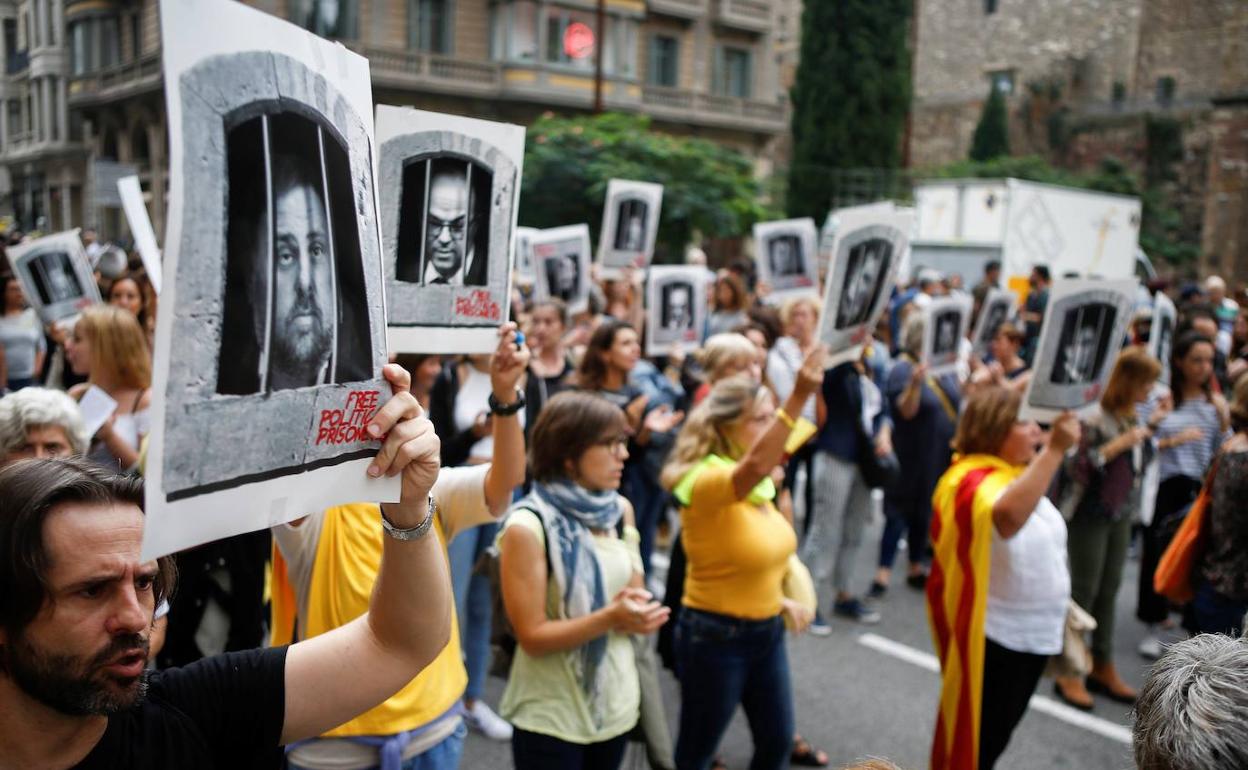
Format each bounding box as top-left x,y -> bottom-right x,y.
732,345 -> 825,500
992,411 -> 1079,539
279,364 -> 452,745
484,323 -> 530,514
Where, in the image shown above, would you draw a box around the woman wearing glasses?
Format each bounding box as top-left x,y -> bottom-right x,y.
497,391 -> 670,770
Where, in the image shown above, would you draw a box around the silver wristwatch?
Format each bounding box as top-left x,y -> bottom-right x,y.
380,495 -> 436,541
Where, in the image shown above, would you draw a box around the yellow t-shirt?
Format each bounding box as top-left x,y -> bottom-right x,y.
496,509 -> 643,745
679,463 -> 796,619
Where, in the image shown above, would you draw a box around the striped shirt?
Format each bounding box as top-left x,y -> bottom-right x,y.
1150,396 -> 1228,482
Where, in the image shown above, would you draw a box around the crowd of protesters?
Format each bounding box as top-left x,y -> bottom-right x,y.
0,222 -> 1246,770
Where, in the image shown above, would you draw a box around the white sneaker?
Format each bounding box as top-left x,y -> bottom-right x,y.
1137,635 -> 1163,660
465,700 -> 513,741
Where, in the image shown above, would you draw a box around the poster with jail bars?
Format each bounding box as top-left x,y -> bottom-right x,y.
143,0 -> 398,560
1020,278 -> 1137,422
377,105 -> 524,354
598,179 -> 663,278
6,229 -> 101,326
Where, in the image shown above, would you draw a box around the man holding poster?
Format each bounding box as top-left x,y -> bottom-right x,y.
0,364 -> 453,769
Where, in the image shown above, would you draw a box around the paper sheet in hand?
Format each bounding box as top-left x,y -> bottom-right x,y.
644,265 -> 707,356
598,179 -> 663,278
144,0 -> 398,560
78,385 -> 119,440
754,218 -> 818,303
923,295 -> 973,377
1020,278 -> 1137,422
117,175 -> 163,295
817,207 -> 913,368
5,229 -> 101,326
377,105 -> 524,354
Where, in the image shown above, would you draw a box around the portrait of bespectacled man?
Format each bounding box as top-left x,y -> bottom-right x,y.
394,154 -> 492,287
1050,302 -> 1117,386
217,109 -> 372,395
836,237 -> 892,330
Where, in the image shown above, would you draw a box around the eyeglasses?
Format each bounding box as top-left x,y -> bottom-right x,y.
428,216 -> 466,241
594,435 -> 629,454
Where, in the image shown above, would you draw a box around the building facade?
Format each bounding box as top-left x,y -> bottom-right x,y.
909,0 -> 1247,279
0,0 -> 792,241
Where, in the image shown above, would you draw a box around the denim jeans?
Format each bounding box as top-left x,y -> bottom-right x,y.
288,720 -> 466,770
511,727 -> 628,770
1193,581 -> 1247,637
674,608 -> 794,770
447,521 -> 498,701
878,494 -> 930,571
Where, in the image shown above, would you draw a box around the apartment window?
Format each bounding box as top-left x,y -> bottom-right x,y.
69,15 -> 121,76
602,17 -> 637,78
45,0 -> 56,46
49,77 -> 59,141
130,12 -> 141,60
291,0 -> 358,40
1155,76 -> 1176,105
989,69 -> 1013,95
6,100 -> 20,139
648,34 -> 678,87
984,0 -> 998,14
411,0 -> 452,54
491,0 -> 538,62
713,46 -> 752,98
544,9 -> 596,71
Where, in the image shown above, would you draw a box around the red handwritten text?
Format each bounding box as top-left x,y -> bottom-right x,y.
315,389 -> 380,445
455,290 -> 502,321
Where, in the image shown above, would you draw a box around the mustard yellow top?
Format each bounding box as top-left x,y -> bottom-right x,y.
677,461 -> 796,619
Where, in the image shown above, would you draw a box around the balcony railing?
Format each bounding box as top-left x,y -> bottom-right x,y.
642,85 -> 787,131
348,44 -> 502,94
713,0 -> 771,33
68,53 -> 162,105
647,0 -> 709,19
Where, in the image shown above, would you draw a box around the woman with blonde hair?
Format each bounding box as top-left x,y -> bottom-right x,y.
661,345 -> 824,770
1054,346 -> 1167,709
691,332 -> 761,404
64,305 -> 151,471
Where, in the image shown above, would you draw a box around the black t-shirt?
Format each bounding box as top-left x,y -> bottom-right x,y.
72,646 -> 287,770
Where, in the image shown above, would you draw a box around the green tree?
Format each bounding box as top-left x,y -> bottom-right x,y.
969,86 -> 1010,161
519,112 -> 773,261
786,0 -> 912,221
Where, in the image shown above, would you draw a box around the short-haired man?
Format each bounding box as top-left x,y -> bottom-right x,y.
273,326 -> 528,770
972,260 -> 1002,309
1133,633 -> 1248,770
1020,264 -> 1051,365
0,364 -> 451,768
0,386 -> 88,465
423,162 -> 472,286
1204,275 -> 1238,356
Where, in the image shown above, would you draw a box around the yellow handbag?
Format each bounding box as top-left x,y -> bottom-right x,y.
782,554 -> 817,631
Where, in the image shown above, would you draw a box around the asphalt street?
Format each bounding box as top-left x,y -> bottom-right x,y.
462,507 -> 1177,770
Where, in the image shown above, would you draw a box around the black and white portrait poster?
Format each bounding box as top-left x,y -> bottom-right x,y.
378,105 -> 523,354
753,218 -> 817,302
144,0 -> 397,559
1020,278 -> 1136,422
514,226 -> 539,285
1150,291 -> 1176,386
924,295 -> 972,377
532,224 -> 592,314
644,265 -> 707,356
5,229 -> 101,326
598,179 -> 663,277
970,288 -> 1018,359
817,207 -> 913,367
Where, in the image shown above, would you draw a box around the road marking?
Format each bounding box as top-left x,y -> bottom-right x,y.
857,633 -> 1133,746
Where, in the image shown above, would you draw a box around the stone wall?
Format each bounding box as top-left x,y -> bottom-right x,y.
1201,101 -> 1248,281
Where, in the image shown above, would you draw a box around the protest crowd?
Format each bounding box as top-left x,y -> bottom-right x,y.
2,5 -> 1248,770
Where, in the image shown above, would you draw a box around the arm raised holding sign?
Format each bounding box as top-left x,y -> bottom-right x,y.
280,362 -> 452,744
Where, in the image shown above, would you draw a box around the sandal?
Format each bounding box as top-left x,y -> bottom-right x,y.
791,735 -> 830,767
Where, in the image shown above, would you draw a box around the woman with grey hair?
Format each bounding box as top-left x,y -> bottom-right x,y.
1133,633 -> 1248,770
0,386 -> 89,465
873,312 -> 960,596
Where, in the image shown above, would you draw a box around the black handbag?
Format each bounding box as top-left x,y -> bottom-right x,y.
855,418 -> 901,489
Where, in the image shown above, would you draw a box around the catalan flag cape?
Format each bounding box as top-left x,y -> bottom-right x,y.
925,454 -> 1022,770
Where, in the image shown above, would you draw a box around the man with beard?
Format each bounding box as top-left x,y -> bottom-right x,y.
268,153 -> 335,391
0,364 -> 451,769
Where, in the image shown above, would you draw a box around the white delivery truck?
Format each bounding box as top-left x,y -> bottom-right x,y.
910,178 -> 1155,298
